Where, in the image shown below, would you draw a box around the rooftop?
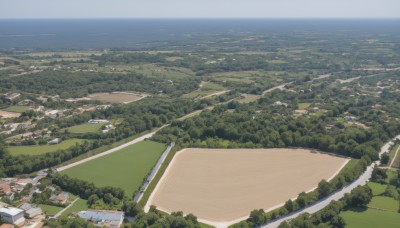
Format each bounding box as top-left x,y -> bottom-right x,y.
78,210 -> 124,222
0,207 -> 24,216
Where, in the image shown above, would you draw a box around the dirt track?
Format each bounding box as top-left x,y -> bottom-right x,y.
147,148 -> 348,225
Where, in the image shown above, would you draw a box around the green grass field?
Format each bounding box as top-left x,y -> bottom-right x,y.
341,208 -> 400,228
368,182 -> 387,196
4,106 -> 29,113
66,123 -> 105,134
298,103 -> 311,110
8,139 -> 84,156
182,82 -> 226,99
368,196 -> 399,212
62,141 -> 166,195
39,204 -> 64,216
60,199 -> 88,217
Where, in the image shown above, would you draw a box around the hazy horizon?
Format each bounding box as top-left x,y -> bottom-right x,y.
0,0 -> 399,19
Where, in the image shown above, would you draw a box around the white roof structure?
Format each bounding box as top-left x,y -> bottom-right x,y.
0,207 -> 24,216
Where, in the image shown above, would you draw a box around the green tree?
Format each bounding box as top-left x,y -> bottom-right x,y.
317,180 -> 332,199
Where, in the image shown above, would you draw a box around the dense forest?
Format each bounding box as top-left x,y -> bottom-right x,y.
0,71 -> 199,98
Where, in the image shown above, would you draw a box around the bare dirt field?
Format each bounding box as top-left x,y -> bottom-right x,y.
147,148 -> 349,226
0,110 -> 21,118
88,92 -> 146,104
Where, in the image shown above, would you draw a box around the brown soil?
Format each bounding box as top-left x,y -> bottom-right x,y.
148,148 -> 348,223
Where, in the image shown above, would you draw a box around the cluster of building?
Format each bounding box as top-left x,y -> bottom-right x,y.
0,178 -> 37,201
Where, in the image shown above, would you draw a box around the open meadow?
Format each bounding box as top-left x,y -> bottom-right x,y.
341,208 -> 400,228
62,141 -> 165,195
8,139 -> 84,156
147,148 -> 349,224
66,123 -> 105,134
0,110 -> 21,119
88,92 -> 145,104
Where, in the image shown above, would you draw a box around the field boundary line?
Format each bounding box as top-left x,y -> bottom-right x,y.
134,142 -> 175,202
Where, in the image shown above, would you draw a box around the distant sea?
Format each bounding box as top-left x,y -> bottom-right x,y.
0,19 -> 399,50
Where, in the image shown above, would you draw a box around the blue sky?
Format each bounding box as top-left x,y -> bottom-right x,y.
0,0 -> 399,19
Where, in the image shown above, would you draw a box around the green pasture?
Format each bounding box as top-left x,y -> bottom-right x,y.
341,208 -> 400,228
8,139 -> 84,156
60,199 -> 88,217
368,182 -> 387,196
62,141 -> 166,195
368,196 -> 399,212
4,106 -> 30,113
66,123 -> 105,134
39,204 -> 64,216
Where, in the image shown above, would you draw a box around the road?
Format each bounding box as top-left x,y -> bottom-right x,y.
261,135 -> 400,228
134,142 -> 175,202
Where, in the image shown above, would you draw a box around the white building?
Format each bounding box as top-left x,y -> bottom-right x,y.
0,206 -> 25,226
78,210 -> 124,228
88,119 -> 110,124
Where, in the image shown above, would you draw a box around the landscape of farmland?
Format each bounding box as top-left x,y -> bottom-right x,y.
0,14 -> 400,228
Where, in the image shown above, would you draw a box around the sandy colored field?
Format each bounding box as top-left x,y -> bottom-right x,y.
0,110 -> 21,118
88,92 -> 145,104
147,148 -> 348,225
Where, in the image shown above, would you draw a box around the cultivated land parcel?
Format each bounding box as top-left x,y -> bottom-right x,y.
62,141 -> 165,195
147,148 -> 349,225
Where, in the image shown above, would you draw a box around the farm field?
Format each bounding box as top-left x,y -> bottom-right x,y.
66,123 -> 105,134
39,204 -> 64,216
341,208 -> 400,228
62,141 -> 165,195
0,110 -> 21,119
147,148 -> 349,224
368,196 -> 399,212
8,139 -> 84,156
4,105 -> 30,113
182,82 -> 226,99
60,199 -> 88,217
368,182 -> 387,196
88,92 -> 145,104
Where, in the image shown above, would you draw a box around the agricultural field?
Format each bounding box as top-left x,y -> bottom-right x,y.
39,204 -> 64,216
0,110 -> 21,119
66,123 -> 105,134
62,141 -> 166,195
8,139 -> 84,156
341,208 -> 400,228
182,82 -> 226,99
235,94 -> 260,103
60,199 -> 88,217
297,103 -> 311,110
88,92 -> 146,104
147,148 -> 348,224
368,196 -> 399,212
368,182 -> 387,196
3,105 -> 30,113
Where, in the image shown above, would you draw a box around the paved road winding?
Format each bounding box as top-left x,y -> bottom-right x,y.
261,135 -> 400,228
